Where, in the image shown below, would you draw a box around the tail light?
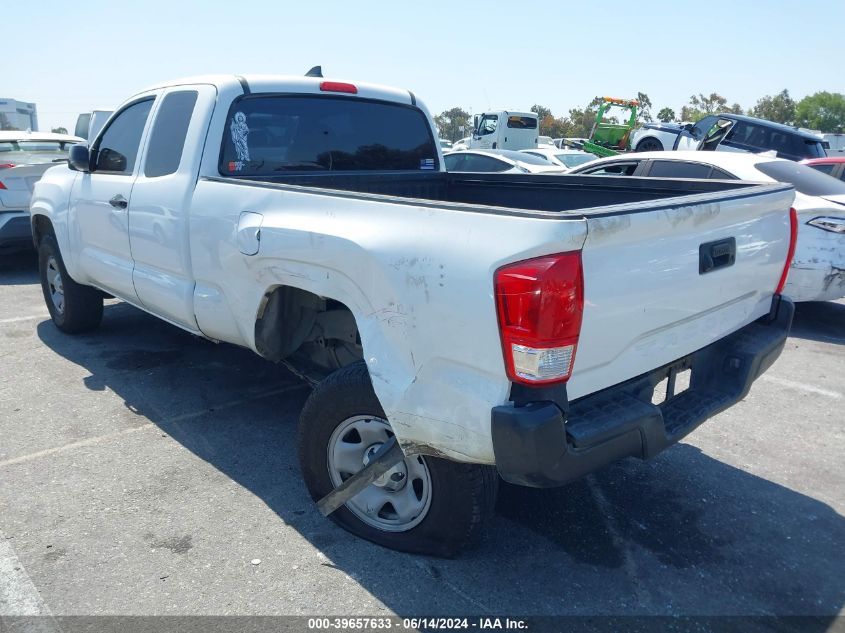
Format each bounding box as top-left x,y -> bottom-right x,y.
494,252 -> 584,385
0,163 -> 15,169
0,180 -> 6,190
320,81 -> 358,94
774,207 -> 798,295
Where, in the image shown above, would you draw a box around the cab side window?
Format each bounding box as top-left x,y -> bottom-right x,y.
94,99 -> 154,174
478,115 -> 498,136
689,116 -> 717,141
648,161 -> 713,179
811,164 -> 836,175
463,155 -> 510,172
581,161 -> 639,176
144,91 -> 199,178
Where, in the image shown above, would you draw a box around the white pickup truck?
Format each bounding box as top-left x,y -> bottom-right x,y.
31,73 -> 797,556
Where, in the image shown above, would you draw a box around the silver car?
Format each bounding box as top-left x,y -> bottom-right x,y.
0,132 -> 84,251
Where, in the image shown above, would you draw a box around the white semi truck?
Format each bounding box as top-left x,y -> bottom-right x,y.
469,110 -> 539,150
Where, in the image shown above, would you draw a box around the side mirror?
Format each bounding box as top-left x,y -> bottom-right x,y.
68,144 -> 91,172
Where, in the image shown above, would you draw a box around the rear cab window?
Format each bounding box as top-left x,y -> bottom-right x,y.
219,95 -> 439,175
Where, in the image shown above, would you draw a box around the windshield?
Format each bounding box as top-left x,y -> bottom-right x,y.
755,160 -> 845,197
219,96 -> 439,175
556,153 -> 596,168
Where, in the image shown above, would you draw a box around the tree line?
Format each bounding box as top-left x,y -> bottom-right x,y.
434,90 -> 845,141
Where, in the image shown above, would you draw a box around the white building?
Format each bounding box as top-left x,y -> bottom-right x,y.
0,99 -> 38,131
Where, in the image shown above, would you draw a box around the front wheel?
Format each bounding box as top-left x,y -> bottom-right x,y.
635,137 -> 664,152
297,361 -> 498,557
38,235 -> 103,333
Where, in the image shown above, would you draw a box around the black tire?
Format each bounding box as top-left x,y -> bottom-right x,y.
298,361 -> 498,557
635,137 -> 664,152
38,234 -> 103,333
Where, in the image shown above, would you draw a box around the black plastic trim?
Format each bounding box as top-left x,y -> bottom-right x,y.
492,296 -> 794,488
200,175 -> 789,223
235,75 -> 251,95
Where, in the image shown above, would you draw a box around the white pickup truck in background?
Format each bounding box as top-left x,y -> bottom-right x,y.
30,73 -> 796,556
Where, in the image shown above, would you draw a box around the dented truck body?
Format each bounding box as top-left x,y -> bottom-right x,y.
31,74 -> 796,520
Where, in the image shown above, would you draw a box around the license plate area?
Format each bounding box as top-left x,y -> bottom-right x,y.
650,363 -> 693,406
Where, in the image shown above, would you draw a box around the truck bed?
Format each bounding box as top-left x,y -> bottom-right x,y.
204,171 -> 763,217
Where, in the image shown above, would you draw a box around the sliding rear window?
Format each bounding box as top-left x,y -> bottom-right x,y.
219,95 -> 439,175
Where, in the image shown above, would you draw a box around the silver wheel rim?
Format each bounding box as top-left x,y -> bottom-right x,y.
327,415 -> 432,532
46,256 -> 65,314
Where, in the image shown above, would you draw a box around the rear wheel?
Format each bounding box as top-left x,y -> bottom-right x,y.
297,361 -> 498,557
635,137 -> 664,152
38,235 -> 103,333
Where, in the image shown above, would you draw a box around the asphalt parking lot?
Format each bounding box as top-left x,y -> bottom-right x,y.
1,250 -> 843,624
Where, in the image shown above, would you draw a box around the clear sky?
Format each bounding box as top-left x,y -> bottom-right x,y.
6,0 -> 843,133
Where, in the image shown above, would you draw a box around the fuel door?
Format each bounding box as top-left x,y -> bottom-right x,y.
237,211 -> 263,256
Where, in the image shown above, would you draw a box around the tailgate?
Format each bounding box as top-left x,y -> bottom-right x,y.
567,184 -> 795,401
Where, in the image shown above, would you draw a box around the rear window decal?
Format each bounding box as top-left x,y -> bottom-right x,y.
230,111 -> 250,162
420,158 -> 434,170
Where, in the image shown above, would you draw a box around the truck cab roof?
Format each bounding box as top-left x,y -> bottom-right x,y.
135,74 -> 418,107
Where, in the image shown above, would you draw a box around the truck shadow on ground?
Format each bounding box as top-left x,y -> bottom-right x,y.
34,302 -> 844,623
0,250 -> 38,286
790,300 -> 845,345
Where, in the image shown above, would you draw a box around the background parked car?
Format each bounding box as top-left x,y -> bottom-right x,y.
821,133 -> 845,156
537,135 -> 556,148
520,147 -> 598,169
443,149 -> 567,174
439,139 -> 453,150
0,131 -> 83,169
570,151 -> 845,303
1,131 -> 84,252
631,114 -> 828,162
802,156 -> 845,181
451,136 -> 471,151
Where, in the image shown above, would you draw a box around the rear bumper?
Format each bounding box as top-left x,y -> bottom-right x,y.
491,296 -> 794,487
0,211 -> 33,251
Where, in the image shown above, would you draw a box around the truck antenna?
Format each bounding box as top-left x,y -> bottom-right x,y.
305,66 -> 323,78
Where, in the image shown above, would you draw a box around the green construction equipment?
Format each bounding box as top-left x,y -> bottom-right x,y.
581,97 -> 639,157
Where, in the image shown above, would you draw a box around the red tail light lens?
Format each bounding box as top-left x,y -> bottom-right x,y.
494,252 -> 584,385
775,207 -> 798,295
0,180 -> 6,190
0,163 -> 15,169
320,81 -> 358,94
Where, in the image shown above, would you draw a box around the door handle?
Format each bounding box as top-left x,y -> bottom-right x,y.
109,195 -> 128,210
